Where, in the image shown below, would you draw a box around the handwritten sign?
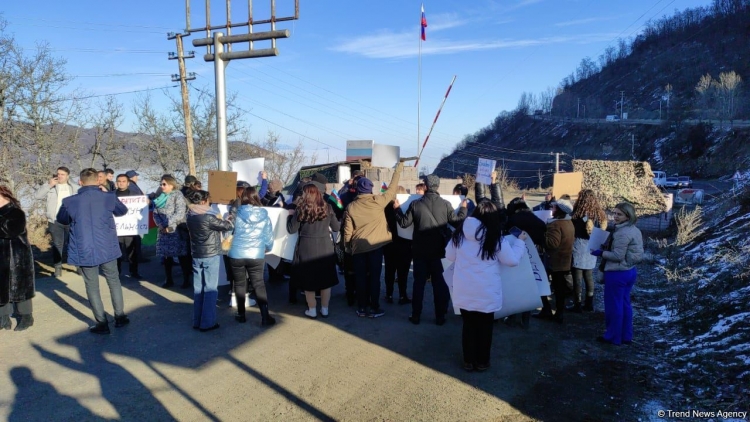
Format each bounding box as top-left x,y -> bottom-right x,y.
476,158 -> 496,185
115,196 -> 149,236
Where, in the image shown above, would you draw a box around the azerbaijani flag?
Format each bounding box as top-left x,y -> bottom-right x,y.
380,182 -> 388,193
421,4 -> 428,41
331,189 -> 344,209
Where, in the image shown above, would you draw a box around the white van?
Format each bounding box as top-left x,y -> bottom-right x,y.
653,171 -> 667,187
606,115 -> 620,122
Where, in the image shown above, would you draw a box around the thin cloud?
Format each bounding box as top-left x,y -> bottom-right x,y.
331,32 -> 617,60
554,16 -> 620,27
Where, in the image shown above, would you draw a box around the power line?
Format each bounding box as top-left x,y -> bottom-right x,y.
46,84 -> 179,103
72,73 -> 171,78
5,15 -> 173,31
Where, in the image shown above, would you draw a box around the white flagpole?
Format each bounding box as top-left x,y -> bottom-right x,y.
418,4 -> 423,159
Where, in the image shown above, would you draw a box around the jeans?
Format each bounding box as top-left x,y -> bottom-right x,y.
48,221 -> 69,267
460,309 -> 495,366
81,260 -> 125,324
384,238 -> 412,298
229,258 -> 267,316
353,247 -> 384,311
603,268 -> 637,345
192,256 -> 220,329
117,235 -> 141,275
412,258 -> 450,319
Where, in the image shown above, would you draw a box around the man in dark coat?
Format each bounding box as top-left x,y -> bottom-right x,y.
394,174 -> 467,325
57,168 -> 129,334
0,187 -> 35,331
115,174 -> 143,279
125,170 -> 144,195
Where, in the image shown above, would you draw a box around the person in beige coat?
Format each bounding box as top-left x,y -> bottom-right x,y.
342,162 -> 403,318
590,202 -> 643,345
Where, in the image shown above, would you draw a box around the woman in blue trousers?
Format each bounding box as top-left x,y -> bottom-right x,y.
590,202 -> 643,345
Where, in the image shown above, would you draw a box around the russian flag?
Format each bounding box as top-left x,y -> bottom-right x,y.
421,4 -> 427,41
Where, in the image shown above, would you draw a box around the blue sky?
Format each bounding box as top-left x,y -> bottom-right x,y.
2,0 -> 710,172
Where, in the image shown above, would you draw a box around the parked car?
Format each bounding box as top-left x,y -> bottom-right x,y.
678,176 -> 693,188
665,177 -> 679,189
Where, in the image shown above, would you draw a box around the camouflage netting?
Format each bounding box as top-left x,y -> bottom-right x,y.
573,160 -> 668,216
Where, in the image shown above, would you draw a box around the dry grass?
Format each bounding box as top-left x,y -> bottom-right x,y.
674,206 -> 704,246
26,214 -> 51,252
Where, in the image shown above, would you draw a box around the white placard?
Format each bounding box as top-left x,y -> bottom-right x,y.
588,227 -> 610,252
443,245 -> 543,319
395,194 -> 464,240
264,207 -> 298,267
115,196 -> 149,236
533,210 -> 553,222
476,158 -> 496,185
372,144 -> 400,168
524,236 -> 551,296
232,158 -> 265,186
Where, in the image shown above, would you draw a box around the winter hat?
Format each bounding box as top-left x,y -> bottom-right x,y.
424,174 -> 440,191
356,177 -> 374,194
269,179 -> 283,193
125,170 -> 139,178
184,175 -> 199,184
236,181 -> 251,189
553,198 -> 574,215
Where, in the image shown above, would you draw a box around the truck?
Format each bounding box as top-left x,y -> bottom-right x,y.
606,115 -> 620,122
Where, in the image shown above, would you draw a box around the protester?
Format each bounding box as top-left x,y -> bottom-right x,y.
591,202 -> 643,345
533,192 -> 554,211
569,189 -> 607,313
415,183 -> 426,195
0,186 -> 35,331
105,169 -> 116,191
539,198 -> 575,324
503,197 -> 547,329
126,170 -> 144,195
261,179 -> 286,208
34,166 -> 79,277
152,175 -> 192,289
114,174 -> 143,279
226,179 -> 267,305
337,170 -> 362,209
181,175 -> 201,196
394,173 -> 468,325
474,170 -> 507,224
383,186 -> 412,304
227,187 -> 275,326
57,168 -> 129,334
342,163 -> 404,318
288,184 -> 340,319
446,201 -> 526,371
453,183 -> 475,215
185,190 -> 234,331
96,171 -> 111,192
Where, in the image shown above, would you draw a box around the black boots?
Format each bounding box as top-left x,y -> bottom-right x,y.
15,315 -> 34,331
114,315 -> 130,328
89,322 -> 111,335
583,296 -> 594,312
567,301 -> 583,313
259,302 -> 276,326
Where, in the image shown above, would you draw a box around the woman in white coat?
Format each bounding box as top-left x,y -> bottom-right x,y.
446,201 -> 526,372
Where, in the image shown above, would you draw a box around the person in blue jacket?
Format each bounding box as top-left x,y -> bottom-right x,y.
227,187 -> 275,326
56,168 -> 129,335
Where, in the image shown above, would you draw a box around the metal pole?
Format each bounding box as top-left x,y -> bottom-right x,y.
414,75 -> 457,168
214,32 -> 229,171
555,153 -> 560,173
176,35 -> 197,176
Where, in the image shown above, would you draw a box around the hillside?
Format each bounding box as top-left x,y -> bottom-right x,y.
435,1 -> 750,184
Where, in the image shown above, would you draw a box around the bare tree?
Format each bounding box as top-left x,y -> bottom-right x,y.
664,83 -> 673,118
257,131 -> 316,185
132,93 -> 185,181
88,95 -> 125,169
695,73 -> 714,120
715,71 -> 742,122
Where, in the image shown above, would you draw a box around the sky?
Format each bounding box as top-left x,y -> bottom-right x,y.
1,0 -> 712,174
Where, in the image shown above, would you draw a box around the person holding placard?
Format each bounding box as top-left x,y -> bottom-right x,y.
569,190 -> 607,313
115,174 -> 143,279
152,176 -> 192,289
445,201 -> 526,371
383,186 -> 412,305
590,203 -> 643,346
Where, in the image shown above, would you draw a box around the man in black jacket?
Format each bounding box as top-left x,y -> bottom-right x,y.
394,174 -> 467,325
115,174 -> 143,279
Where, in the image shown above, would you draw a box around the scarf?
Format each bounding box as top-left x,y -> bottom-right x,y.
153,193 -> 171,209
187,203 -> 216,216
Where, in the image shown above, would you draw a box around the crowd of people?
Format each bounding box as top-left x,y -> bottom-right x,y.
1,163 -> 644,372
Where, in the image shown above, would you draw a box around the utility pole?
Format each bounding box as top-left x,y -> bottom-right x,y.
631,133 -> 635,159
577,98 -> 580,119
554,152 -> 560,173
620,91 -> 625,120
183,0 -> 299,171
168,33 -> 197,176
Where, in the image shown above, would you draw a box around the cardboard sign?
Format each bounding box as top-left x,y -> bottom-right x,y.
476,158 -> 496,185
395,194 -> 464,240
552,172 -> 583,200
372,144 -> 400,168
443,239 -> 543,319
232,158 -> 265,186
207,171 -> 238,205
264,207 -> 299,268
115,195 -> 150,236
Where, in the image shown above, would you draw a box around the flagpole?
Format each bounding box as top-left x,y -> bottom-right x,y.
414,75 -> 457,168
418,6 -> 423,160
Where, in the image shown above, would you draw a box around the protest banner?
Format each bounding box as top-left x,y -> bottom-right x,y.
232,158 -> 265,186
114,196 -> 149,236
552,171 -> 583,200
264,207 -> 298,268
395,194 -> 463,240
476,158 -> 496,185
372,144 -> 400,168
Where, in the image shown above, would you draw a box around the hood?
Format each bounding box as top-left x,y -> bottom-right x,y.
461,217 -> 483,242
237,205 -> 268,224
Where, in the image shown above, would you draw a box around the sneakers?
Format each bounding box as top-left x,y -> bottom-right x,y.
89,322 -> 111,335
408,315 -> 421,325
114,315 -> 130,328
304,309 -> 318,319
320,307 -> 329,318
475,363 -> 491,372
369,308 -> 385,318
398,296 -> 412,305
235,313 -> 247,323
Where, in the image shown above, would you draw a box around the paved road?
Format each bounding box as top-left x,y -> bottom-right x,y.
1,257 -> 610,422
